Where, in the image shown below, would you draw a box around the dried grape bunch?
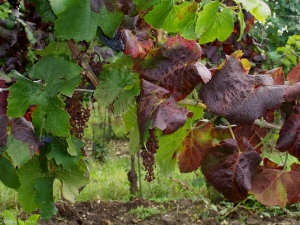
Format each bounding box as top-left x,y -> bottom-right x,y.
65,91 -> 90,139
141,128 -> 159,182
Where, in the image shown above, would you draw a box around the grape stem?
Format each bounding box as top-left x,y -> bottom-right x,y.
254,119 -> 282,130
225,119 -> 236,140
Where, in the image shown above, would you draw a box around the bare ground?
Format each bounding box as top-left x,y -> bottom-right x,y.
36,198 -> 300,225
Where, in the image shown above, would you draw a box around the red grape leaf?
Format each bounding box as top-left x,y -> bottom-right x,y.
0,80 -> 8,148
134,34 -> 203,101
200,56 -> 300,124
233,124 -> 269,153
201,138 -> 261,202
121,19 -> 153,59
251,163 -> 300,207
138,79 -> 191,138
11,118 -> 40,155
178,122 -> 213,173
287,58 -> 300,85
276,114 -> 300,159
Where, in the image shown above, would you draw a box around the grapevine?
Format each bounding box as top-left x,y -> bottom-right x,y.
0,0 -> 300,221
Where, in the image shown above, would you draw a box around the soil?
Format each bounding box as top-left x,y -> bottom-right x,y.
37,198 -> 300,225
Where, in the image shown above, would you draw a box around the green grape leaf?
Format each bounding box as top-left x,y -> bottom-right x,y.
144,0 -> 173,29
0,156 -> 20,189
34,177 -> 57,220
94,63 -> 140,115
46,137 -> 82,172
234,0 -> 271,24
3,210 -> 17,225
24,214 -> 40,225
122,105 -> 140,154
35,41 -> 72,59
7,138 -> 31,167
27,0 -> 57,22
53,164 -> 88,202
172,2 -> 198,40
16,157 -> 43,213
54,0 -> 123,41
145,1 -> 198,40
66,136 -> 78,156
196,1 -> 234,44
156,106 -> 204,174
8,56 -> 81,137
133,0 -> 161,12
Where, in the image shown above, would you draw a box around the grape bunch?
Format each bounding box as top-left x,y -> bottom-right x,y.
141,129 -> 159,182
65,91 -> 90,139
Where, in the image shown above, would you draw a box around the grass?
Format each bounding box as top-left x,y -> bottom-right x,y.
77,149 -> 208,202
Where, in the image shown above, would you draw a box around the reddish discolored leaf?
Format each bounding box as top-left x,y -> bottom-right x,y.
0,80 -> 8,148
11,118 -> 40,155
138,79 -> 191,137
200,55 -> 300,124
135,34 -> 203,101
120,19 -> 153,59
251,163 -> 300,207
263,158 -> 284,170
265,67 -> 285,85
90,0 -> 103,13
201,138 -> 261,202
234,124 -> 269,152
178,122 -> 213,173
276,114 -> 300,159
287,58 -> 300,85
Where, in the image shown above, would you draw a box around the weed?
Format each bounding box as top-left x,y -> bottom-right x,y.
128,205 -> 165,220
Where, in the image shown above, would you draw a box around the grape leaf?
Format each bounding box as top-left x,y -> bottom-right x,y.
8,56 -> 81,137
237,11 -> 245,42
287,59 -> 300,85
276,114 -> 300,159
200,56 -> 300,124
178,121 -> 213,173
122,105 -> 140,154
201,138 -> 262,202
16,157 -> 43,213
135,34 -> 202,101
138,79 -> 191,139
195,1 -> 234,44
0,80 -> 8,148
120,19 -> 153,59
156,105 -> 204,174
53,164 -> 88,202
55,0 -> 123,40
143,0 -> 173,28
233,124 -> 269,152
133,0 -> 161,12
46,137 -> 82,172
251,163 -> 300,207
94,59 -> 140,115
3,210 -> 17,225
234,0 -> 271,24
27,0 -> 57,22
0,156 -> 20,189
10,118 -> 40,155
7,137 -> 32,167
35,41 -> 72,59
265,68 -> 285,85
34,177 -> 57,220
